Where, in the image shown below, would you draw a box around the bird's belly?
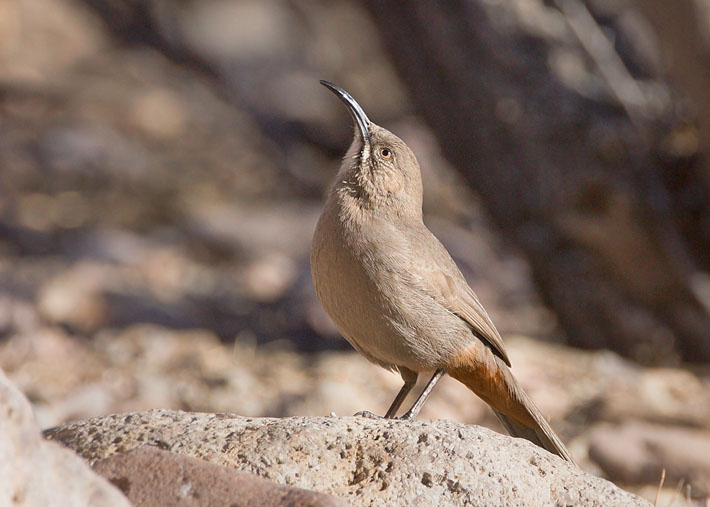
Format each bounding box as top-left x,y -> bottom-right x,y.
311,235 -> 471,371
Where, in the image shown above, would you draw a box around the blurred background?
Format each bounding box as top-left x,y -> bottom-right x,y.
1,0 -> 709,503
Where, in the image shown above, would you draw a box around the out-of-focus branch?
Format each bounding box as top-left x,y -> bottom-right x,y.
554,0 -> 650,130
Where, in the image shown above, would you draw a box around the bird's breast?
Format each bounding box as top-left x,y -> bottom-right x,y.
310,199 -> 471,371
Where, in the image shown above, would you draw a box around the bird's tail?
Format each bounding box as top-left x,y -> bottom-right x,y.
492,394 -> 576,465
448,352 -> 577,465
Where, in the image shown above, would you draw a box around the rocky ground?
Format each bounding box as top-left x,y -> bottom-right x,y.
1,0 -> 710,504
45,409 -> 650,506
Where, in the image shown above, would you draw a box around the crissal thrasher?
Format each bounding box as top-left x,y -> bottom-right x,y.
311,81 -> 575,464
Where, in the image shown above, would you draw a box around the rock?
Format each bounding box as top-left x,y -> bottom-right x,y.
0,0 -> 106,83
38,122 -> 148,178
0,326 -> 108,427
37,263 -> 109,332
589,422 -> 710,496
129,88 -> 188,140
503,338 -> 710,430
185,201 -> 321,259
602,366 -> 710,429
178,0 -> 295,62
0,369 -> 129,507
92,445 -> 345,506
45,409 -> 649,506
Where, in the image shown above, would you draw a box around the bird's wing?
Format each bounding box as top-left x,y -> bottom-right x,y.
446,278 -> 511,366
413,231 -> 511,367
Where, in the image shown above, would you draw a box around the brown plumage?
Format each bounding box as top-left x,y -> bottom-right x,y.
311,81 -> 575,464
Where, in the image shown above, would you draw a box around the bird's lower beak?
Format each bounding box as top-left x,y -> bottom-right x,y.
320,80 -> 371,142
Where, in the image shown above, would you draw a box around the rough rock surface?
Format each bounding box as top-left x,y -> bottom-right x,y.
46,409 -> 650,506
92,445 -> 346,506
0,369 -> 129,507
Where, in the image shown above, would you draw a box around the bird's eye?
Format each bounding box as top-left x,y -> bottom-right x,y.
381,148 -> 392,159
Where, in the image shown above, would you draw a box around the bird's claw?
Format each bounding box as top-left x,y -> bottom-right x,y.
353,410 -> 383,419
353,410 -> 415,421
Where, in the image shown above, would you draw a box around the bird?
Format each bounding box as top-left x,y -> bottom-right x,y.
311,80 -> 575,464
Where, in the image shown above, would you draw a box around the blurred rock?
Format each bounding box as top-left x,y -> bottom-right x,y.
129,87 -> 188,140
589,422 -> 710,497
185,201 -> 320,258
0,369 -> 129,506
600,364 -> 710,429
46,410 -> 649,506
178,1 -> 296,63
69,228 -> 160,265
243,253 -> 297,303
37,262 -> 109,332
0,293 -> 40,335
38,123 -> 148,178
502,337 -> 710,430
0,0 -> 105,82
92,445 -> 346,507
0,327 -> 105,412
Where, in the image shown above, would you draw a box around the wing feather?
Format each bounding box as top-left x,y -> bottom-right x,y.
414,234 -> 511,367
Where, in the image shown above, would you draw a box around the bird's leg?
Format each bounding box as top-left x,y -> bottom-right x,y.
398,369 -> 445,421
384,367 -> 418,418
354,367 -> 418,419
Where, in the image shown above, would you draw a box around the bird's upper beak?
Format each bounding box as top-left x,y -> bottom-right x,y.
320,80 -> 370,142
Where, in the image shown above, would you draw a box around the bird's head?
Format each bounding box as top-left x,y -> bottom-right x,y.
321,80 -> 423,217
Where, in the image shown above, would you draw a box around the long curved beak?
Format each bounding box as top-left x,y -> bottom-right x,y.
320,80 -> 370,142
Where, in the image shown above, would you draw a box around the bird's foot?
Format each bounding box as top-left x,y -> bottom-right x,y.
353,410 -> 416,421
353,411 -> 383,419
396,412 -> 415,421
